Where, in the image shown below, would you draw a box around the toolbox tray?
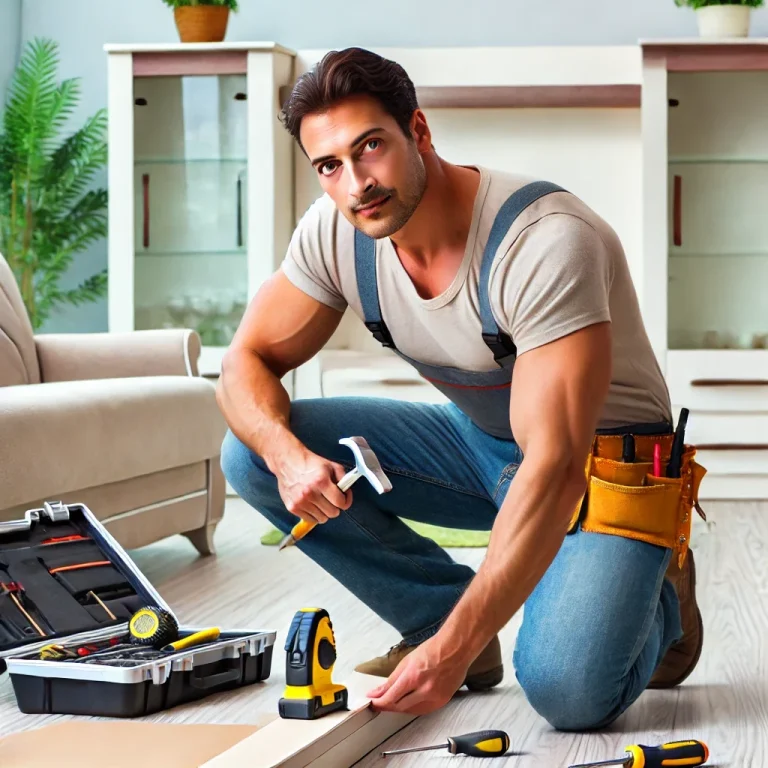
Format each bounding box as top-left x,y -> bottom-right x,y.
0,501 -> 276,717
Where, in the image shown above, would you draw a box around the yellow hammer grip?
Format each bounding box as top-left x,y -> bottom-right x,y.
290,519 -> 316,543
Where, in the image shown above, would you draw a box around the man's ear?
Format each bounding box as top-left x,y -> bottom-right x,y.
410,109 -> 432,152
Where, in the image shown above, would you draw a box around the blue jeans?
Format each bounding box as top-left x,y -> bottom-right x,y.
221,397 -> 682,731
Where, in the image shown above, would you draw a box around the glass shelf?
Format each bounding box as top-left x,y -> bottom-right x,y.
136,250 -> 246,258
669,156 -> 768,164
134,157 -> 247,165
670,251 -> 768,258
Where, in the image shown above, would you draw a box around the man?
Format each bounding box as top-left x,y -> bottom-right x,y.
216,47 -> 702,729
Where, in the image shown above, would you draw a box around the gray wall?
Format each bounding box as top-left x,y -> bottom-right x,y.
13,0 -> 768,332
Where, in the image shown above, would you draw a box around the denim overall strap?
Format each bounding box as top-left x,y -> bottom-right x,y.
354,229 -> 396,349
478,180 -> 566,365
352,180 -> 569,439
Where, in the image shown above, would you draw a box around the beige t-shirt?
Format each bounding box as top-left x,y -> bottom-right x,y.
281,166 -> 672,431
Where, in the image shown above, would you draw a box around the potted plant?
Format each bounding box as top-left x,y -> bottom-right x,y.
674,0 -> 765,38
162,0 -> 239,43
0,38 -> 108,330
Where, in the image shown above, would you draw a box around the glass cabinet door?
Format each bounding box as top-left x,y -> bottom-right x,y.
667,71 -> 768,352
132,74 -> 248,348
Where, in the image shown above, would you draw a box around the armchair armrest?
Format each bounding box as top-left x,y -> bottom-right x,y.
35,329 -> 201,382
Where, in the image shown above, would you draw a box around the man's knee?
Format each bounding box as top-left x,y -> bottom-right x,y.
514,641 -> 619,732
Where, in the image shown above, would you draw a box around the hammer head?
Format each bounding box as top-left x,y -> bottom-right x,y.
339,437 -> 392,494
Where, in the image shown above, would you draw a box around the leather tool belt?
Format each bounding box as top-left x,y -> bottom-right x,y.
568,434 -> 707,568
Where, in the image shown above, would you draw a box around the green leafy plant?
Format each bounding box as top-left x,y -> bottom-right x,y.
161,0 -> 239,9
0,38 -> 107,330
674,0 -> 763,7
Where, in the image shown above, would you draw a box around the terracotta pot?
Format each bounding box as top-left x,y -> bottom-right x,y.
696,5 -> 751,38
174,5 -> 230,43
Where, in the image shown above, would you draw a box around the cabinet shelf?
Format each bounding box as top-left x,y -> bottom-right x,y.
669,156 -> 768,164
136,250 -> 246,257
134,157 -> 247,165
669,251 -> 768,258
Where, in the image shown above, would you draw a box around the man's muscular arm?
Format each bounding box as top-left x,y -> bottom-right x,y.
216,271 -> 352,523
368,320 -> 611,714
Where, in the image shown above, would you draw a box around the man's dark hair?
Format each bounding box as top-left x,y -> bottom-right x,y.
279,47 -> 419,149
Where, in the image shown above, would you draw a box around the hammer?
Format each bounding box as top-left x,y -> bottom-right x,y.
278,437 -> 392,551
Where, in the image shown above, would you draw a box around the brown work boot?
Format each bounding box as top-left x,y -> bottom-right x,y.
355,634 -> 504,691
648,549 -> 703,689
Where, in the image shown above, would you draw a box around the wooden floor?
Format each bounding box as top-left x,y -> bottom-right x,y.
1,497 -> 766,767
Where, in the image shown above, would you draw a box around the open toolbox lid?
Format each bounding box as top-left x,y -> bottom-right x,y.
0,501 -> 174,664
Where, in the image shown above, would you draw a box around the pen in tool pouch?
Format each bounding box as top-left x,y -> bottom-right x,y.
653,443 -> 662,477
622,434 -> 635,463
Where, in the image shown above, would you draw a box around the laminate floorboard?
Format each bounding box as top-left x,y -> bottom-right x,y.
0,498 -> 765,768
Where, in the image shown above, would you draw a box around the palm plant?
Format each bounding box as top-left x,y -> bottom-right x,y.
0,37 -> 108,330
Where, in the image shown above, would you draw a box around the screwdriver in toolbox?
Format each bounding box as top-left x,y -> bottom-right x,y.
381,729 -> 510,758
569,739 -> 709,768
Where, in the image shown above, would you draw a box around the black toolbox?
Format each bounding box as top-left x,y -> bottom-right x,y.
0,501 -> 276,717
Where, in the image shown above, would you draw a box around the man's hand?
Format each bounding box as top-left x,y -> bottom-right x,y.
273,448 -> 352,524
366,636 -> 469,715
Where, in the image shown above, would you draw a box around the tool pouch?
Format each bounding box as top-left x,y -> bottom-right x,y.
567,434 -> 707,568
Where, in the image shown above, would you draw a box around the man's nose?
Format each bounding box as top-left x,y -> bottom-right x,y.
348,167 -> 376,199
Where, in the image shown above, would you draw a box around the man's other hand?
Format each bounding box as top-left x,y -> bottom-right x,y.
366,637 -> 469,715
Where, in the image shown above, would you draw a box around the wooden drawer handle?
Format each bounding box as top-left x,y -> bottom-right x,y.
142,173 -> 150,249
691,379 -> 768,387
697,444 -> 768,451
379,378 -> 425,387
673,175 -> 682,247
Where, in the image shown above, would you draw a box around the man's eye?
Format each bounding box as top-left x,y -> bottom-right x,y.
366,139 -> 380,151
320,162 -> 337,176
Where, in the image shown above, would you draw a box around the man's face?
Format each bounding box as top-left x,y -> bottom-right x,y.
299,94 -> 428,239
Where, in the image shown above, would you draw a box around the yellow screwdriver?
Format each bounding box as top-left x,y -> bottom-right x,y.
569,739 -> 709,768
381,729 -> 510,758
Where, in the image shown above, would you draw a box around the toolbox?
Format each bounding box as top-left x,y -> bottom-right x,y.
0,501 -> 276,717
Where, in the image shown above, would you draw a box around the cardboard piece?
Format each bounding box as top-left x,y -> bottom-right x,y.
0,720 -> 269,768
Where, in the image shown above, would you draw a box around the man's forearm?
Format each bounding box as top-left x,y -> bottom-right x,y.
216,349 -> 305,473
435,455 -> 587,665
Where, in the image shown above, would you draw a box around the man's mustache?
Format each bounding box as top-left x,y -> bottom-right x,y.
352,188 -> 393,211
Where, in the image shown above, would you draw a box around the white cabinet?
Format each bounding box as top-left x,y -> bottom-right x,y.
641,40 -> 768,499
105,42 -> 295,377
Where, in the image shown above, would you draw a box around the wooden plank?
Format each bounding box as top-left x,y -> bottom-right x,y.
642,41 -> 768,72
279,84 -> 640,110
105,42 -> 295,55
133,51 -> 247,77
203,672 -> 416,768
416,84 -> 640,108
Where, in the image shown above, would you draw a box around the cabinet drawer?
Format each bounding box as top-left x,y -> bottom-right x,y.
667,350 -> 768,412
695,448 -> 768,477
684,411 -> 768,448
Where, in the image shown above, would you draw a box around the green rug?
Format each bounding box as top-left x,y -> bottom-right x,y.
260,521 -> 490,547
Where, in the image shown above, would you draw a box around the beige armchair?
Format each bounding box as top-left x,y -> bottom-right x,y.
0,253 -> 228,554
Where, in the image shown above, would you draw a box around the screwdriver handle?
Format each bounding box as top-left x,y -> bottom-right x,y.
448,730 -> 510,757
626,739 -> 708,767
